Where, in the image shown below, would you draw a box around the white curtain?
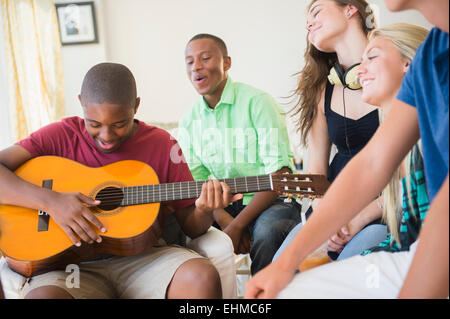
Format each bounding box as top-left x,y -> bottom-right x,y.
0,6 -> 11,149
1,0 -> 65,143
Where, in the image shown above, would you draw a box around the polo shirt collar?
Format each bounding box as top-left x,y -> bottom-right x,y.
201,77 -> 235,112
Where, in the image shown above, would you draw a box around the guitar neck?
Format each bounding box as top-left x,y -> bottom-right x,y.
120,175 -> 272,206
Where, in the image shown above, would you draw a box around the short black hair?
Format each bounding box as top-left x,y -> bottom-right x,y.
80,62 -> 137,107
188,33 -> 228,56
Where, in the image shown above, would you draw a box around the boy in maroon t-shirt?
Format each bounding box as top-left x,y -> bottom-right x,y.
0,63 -> 241,299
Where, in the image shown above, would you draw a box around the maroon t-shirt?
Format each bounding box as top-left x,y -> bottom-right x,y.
16,116 -> 196,210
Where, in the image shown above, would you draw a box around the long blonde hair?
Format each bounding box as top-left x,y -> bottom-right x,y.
369,23 -> 429,245
290,0 -> 376,146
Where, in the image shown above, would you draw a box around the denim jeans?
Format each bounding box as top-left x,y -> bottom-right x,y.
221,198 -> 302,275
273,221 -> 388,262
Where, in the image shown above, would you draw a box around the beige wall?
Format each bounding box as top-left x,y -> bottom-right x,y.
54,0 -> 432,162
54,0 -> 107,118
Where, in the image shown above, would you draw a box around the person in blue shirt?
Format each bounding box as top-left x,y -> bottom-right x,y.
246,0 -> 448,299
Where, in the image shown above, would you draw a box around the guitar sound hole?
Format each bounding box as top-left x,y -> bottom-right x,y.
95,187 -> 124,211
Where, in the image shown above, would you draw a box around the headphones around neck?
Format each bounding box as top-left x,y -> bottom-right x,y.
328,63 -> 361,90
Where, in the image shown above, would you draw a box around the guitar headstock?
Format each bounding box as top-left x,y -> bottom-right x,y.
271,173 -> 330,199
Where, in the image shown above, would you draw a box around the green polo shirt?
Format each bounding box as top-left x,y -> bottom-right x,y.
178,78 -> 295,205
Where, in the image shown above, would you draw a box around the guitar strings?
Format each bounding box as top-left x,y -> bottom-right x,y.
92,180 -> 273,204
52,174 -> 313,197
91,180 -> 312,200
94,180 -> 272,199
53,173 -> 315,204
89,178 -> 272,196
90,178 -> 312,200
57,176 -> 272,193
95,188 -> 315,206
90,175 -> 315,197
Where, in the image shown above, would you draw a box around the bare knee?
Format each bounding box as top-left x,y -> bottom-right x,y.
25,285 -> 73,299
166,258 -> 222,299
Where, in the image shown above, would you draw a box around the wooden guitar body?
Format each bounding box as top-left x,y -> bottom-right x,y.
0,156 -> 163,277
0,156 -> 330,277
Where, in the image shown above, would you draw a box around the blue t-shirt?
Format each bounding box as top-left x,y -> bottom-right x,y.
397,27 -> 449,202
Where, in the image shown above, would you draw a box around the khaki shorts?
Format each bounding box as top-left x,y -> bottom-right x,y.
19,244 -> 205,299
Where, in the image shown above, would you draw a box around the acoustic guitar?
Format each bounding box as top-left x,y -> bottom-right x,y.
0,156 -> 330,277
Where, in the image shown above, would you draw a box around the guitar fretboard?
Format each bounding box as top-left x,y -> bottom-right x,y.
120,175 -> 272,206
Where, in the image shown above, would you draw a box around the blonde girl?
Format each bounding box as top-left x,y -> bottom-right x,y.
357,23 -> 429,254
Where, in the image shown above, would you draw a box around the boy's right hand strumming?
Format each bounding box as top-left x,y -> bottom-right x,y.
46,191 -> 106,247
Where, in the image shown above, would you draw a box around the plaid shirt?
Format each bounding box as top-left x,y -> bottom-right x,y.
362,143 -> 429,254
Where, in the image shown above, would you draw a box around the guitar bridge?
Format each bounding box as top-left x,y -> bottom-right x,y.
37,179 -> 53,232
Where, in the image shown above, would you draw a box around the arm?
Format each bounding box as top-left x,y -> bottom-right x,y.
307,89 -> 332,176
306,88 -> 331,210
224,166 -> 291,253
398,174 -> 449,298
0,145 -> 52,209
279,100 -> 419,275
0,145 -> 105,246
245,99 -> 420,298
174,180 -> 242,239
328,197 -> 383,252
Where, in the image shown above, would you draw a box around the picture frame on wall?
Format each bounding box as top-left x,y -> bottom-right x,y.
55,1 -> 98,45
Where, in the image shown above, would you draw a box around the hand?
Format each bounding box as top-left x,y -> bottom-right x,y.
245,261 -> 295,299
195,180 -> 243,213
214,209 -> 251,254
224,222 -> 251,254
47,192 -> 106,246
327,229 -> 348,254
327,215 -> 366,253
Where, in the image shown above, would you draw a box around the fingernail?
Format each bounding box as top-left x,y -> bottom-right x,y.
75,242 -> 81,247
97,237 -> 102,243
101,227 -> 106,233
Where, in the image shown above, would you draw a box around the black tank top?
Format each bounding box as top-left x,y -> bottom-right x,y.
324,81 -> 379,182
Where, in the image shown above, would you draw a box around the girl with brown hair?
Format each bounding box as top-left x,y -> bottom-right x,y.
274,0 -> 386,262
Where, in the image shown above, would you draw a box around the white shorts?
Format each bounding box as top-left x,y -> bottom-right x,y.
278,241 -> 419,299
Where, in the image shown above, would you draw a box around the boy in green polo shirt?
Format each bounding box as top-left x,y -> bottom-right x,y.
178,34 -> 301,275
